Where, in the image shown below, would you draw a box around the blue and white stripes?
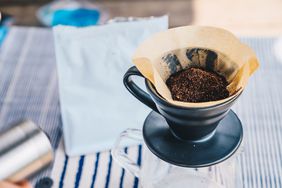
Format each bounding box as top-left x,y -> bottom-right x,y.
59,155 -> 69,188
52,141 -> 142,188
91,153 -> 100,188
1,27 -> 282,187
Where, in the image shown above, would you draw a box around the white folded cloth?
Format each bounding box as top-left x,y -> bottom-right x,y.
53,16 -> 168,156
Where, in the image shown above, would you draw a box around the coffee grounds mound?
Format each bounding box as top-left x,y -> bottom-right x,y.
166,68 -> 229,103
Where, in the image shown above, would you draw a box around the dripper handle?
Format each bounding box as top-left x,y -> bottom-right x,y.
123,66 -> 159,113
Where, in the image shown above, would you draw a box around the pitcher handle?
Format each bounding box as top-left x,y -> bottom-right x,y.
111,129 -> 143,178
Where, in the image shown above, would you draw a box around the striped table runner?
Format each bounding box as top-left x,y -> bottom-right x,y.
51,141 -> 142,188
0,27 -> 62,182
0,27 -> 282,188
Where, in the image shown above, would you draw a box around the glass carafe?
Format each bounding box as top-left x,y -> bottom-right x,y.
112,129 -> 242,188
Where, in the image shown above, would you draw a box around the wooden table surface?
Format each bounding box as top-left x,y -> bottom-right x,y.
1,0 -> 282,36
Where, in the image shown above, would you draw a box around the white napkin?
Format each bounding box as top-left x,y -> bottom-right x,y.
53,16 -> 168,156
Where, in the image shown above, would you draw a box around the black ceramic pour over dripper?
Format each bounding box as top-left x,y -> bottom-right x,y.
124,66 -> 243,167
124,66 -> 240,140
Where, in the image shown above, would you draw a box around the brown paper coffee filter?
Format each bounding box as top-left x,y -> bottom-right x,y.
133,26 -> 259,108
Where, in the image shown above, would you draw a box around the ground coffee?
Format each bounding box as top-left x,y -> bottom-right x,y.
166,68 -> 229,102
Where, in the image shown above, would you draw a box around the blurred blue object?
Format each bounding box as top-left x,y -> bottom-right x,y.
0,26 -> 8,46
0,13 -> 14,26
52,9 -> 100,26
37,1 -> 106,27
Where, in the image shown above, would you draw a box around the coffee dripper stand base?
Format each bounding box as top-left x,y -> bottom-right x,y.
142,110 -> 243,168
